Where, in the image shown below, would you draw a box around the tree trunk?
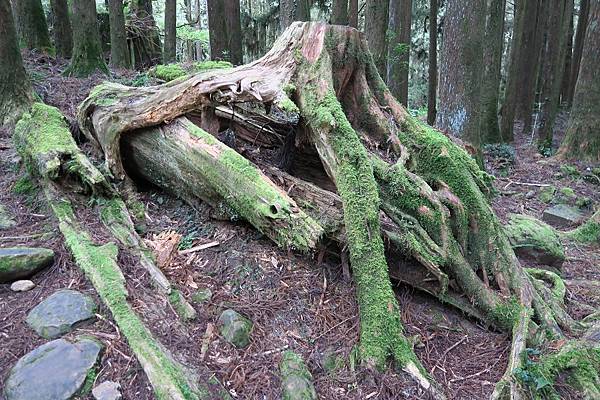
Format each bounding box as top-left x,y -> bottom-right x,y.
387,0 -> 412,106
331,0 -> 349,25
207,0 -> 243,64
427,0 -> 438,125
280,0 -> 310,30
348,0 -> 358,28
164,0 -> 177,63
0,0 -> 33,126
49,0 -> 72,58
560,0 -> 575,105
480,0 -> 506,143
13,0 -> 52,51
64,0 -> 108,77
108,0 -> 130,68
536,0 -> 573,149
558,0 -> 600,161
130,0 -> 162,68
78,22 -> 592,399
568,0 -> 589,106
365,0 -> 390,78
435,0 -> 485,151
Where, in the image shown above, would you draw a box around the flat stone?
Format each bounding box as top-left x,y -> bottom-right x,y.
92,381 -> 121,400
0,204 -> 16,230
504,214 -> 565,268
280,351 -> 317,400
4,337 -> 103,400
0,247 -> 54,283
542,204 -> 584,226
10,280 -> 35,292
218,309 -> 252,348
26,289 -> 97,339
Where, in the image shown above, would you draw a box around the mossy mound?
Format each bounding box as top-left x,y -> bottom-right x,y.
504,214 -> 565,268
149,61 -> 233,82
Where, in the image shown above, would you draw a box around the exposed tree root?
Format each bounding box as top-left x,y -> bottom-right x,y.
75,23 -> 596,398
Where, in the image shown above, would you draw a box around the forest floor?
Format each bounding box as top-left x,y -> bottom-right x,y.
0,52 -> 598,400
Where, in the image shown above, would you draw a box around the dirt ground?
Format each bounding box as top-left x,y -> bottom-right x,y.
1,53 -> 598,400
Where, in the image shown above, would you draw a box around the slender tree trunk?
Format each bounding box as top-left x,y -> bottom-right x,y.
536,0 -> 572,148
558,0 -> 600,161
49,0 -> 72,58
331,0 -> 349,25
480,0 -> 506,143
568,0 -> 589,106
435,0 -> 486,152
108,0 -> 130,68
348,0 -> 358,28
207,0 -> 243,64
164,0 -> 177,63
387,0 -> 412,106
131,0 -> 162,68
365,0 -> 390,78
427,0 -> 438,125
0,0 -> 33,126
280,0 -> 310,30
560,0 -> 574,105
13,0 -> 52,51
64,0 -> 109,77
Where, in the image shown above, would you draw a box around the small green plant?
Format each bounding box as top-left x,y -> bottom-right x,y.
514,348 -> 553,393
538,140 -> 554,157
560,164 -> 579,177
178,231 -> 198,250
484,143 -> 516,164
12,175 -> 37,195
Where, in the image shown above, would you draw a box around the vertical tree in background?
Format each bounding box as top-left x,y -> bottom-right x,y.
348,0 -> 358,28
558,0 -> 600,161
480,0 -> 506,143
49,0 -> 72,58
560,0 -> 575,104
568,0 -> 590,106
131,0 -> 162,67
365,0 -> 390,77
108,0 -> 130,68
64,0 -> 109,77
331,0 -> 349,25
13,0 -> 52,51
435,0 -> 486,152
536,0 -> 573,148
0,0 -> 33,126
280,0 -> 310,30
164,0 -> 177,63
387,0 -> 412,106
427,0 -> 438,125
207,0 -> 243,64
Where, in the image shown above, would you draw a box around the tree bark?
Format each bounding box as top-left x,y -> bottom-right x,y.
427,0 -> 438,125
164,0 -> 177,63
480,0 -> 506,143
49,0 -> 72,58
331,0 -> 349,25
64,0 -> 108,77
0,0 -> 33,126
435,0 -> 485,151
207,0 -> 243,64
365,0 -> 390,78
568,0 -> 589,106
108,0 -> 130,68
348,0 -> 358,28
558,0 -> 600,161
560,0 -> 575,105
280,0 -> 310,30
130,0 -> 162,68
13,0 -> 52,51
387,0 -> 412,106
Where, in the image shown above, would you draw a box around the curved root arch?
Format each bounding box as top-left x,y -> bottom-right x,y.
78,22 -> 592,399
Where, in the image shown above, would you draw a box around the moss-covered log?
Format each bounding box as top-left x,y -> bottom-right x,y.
77,22 -> 596,399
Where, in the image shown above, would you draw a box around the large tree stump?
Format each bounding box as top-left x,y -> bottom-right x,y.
78,22 -> 596,399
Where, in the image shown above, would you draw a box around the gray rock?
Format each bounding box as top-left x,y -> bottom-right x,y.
218,309 -> 252,348
504,214 -> 565,268
542,204 -> 584,226
0,204 -> 16,230
26,289 -> 97,339
92,381 -> 121,400
10,280 -> 35,292
0,247 -> 54,283
280,351 -> 317,400
4,337 -> 103,400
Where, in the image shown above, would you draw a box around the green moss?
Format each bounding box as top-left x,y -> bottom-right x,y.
567,211 -> 600,244
79,366 -> 97,395
193,60 -> 232,72
279,351 -> 317,400
168,290 -> 197,321
12,175 -> 37,195
559,165 -> 579,177
149,61 -> 233,82
490,297 -> 523,330
504,214 -> 565,266
538,186 -> 556,204
277,96 -> 300,114
559,187 -> 576,198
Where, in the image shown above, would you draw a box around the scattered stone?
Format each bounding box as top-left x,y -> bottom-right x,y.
525,190 -> 536,199
0,204 -> 16,230
26,289 -> 97,339
192,287 -> 213,304
218,309 -> 252,348
504,214 -> 565,268
280,351 -> 317,400
10,280 -> 35,292
0,247 -> 54,283
4,337 -> 103,400
538,186 -> 556,204
168,289 -> 197,321
543,204 -> 584,226
92,381 -> 121,400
